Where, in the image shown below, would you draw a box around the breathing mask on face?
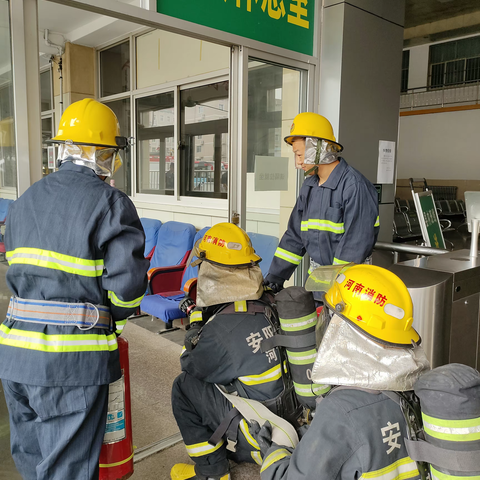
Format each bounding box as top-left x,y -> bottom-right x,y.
298,137 -> 341,176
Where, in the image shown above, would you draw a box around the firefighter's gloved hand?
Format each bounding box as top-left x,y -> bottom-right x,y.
179,294 -> 196,316
184,324 -> 201,352
249,420 -> 273,457
264,282 -> 284,294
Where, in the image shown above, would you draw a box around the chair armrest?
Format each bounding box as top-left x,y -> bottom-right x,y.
183,277 -> 198,303
148,264 -> 186,295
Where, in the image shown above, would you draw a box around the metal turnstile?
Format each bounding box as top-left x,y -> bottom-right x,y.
390,249 -> 480,369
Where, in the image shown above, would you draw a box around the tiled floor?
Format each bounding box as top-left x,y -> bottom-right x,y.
0,262 -> 260,479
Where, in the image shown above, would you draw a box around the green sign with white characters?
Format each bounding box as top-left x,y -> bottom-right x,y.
156,0 -> 315,56
415,191 -> 446,249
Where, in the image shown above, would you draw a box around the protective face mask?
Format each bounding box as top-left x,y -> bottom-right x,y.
299,138 -> 340,176
58,143 -> 122,176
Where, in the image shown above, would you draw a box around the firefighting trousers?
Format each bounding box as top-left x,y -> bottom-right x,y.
172,372 -> 263,477
2,380 -> 109,480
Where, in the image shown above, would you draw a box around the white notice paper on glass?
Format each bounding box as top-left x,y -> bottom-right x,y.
376,140 -> 395,184
254,156 -> 289,191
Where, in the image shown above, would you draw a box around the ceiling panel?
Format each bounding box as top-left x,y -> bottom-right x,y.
406,0 -> 480,28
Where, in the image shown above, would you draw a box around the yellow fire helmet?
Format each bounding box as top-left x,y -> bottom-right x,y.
323,264 -> 420,347
197,223 -> 261,267
49,98 -> 127,149
285,112 -> 343,152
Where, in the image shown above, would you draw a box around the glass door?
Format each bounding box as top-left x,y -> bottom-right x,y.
245,58 -> 308,250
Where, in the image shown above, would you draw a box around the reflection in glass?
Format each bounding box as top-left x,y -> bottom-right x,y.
100,41 -> 130,97
136,92 -> 175,196
104,99 -> 131,195
0,0 -> 17,196
40,69 -> 52,112
41,117 -> 53,176
246,59 -> 306,242
180,82 -> 229,198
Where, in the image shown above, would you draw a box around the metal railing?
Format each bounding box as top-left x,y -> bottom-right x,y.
375,241 -> 449,264
400,82 -> 480,110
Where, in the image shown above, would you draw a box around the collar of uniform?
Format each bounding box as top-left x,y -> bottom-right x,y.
58,160 -> 98,178
304,158 -> 347,190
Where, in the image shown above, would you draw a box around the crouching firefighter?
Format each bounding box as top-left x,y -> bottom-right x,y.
253,264 -> 433,480
171,223 -> 300,480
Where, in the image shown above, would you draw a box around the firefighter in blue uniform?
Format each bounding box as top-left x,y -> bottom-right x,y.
265,113 -> 380,295
171,223 -> 293,480
253,264 -> 431,480
0,99 -> 149,480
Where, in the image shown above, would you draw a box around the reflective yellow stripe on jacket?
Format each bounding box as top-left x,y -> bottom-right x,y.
185,439 -> 224,458
0,324 -> 118,353
260,448 -> 292,473
6,248 -> 104,277
301,219 -> 345,234
274,248 -> 303,266
238,364 -> 282,386
360,457 -> 419,480
108,291 -> 144,309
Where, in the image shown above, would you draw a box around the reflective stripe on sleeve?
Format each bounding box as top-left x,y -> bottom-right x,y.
422,412 -> 480,442
333,257 -> 349,265
286,348 -> 317,365
375,216 -> 380,227
185,439 -> 224,458
360,457 -> 419,480
293,382 -> 330,397
279,312 -> 316,332
274,248 -> 303,265
190,310 -> 203,323
115,319 -> 127,335
108,291 -> 144,309
301,219 -> 345,234
6,248 -> 104,278
239,419 -> 260,450
0,324 -> 118,352
180,346 -> 186,356
260,448 -> 292,473
238,364 -> 282,386
251,451 -> 263,465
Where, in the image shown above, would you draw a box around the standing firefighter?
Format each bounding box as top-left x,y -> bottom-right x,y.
0,99 -> 149,480
265,113 -> 379,296
171,223 -> 297,480
253,264 -> 431,480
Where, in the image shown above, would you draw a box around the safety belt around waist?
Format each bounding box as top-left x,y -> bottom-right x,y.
7,297 -> 112,330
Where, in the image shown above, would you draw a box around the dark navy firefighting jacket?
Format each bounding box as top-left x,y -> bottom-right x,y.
180,297 -> 284,402
266,159 -> 379,284
0,162 -> 149,386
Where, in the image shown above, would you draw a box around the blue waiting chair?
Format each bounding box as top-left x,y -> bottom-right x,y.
140,224 -> 203,327
140,218 -> 162,260
248,232 -> 279,277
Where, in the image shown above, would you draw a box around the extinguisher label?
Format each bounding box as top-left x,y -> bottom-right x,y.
103,374 -> 126,444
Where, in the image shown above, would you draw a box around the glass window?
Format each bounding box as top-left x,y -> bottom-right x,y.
429,36 -> 480,88
100,41 -> 130,97
401,50 -> 410,93
180,81 -> 229,198
40,69 -> 52,112
0,0 -> 17,195
104,99 -> 131,195
41,117 -> 53,176
136,92 -> 175,196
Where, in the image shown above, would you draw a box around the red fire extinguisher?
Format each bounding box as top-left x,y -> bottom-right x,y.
99,336 -> 134,480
